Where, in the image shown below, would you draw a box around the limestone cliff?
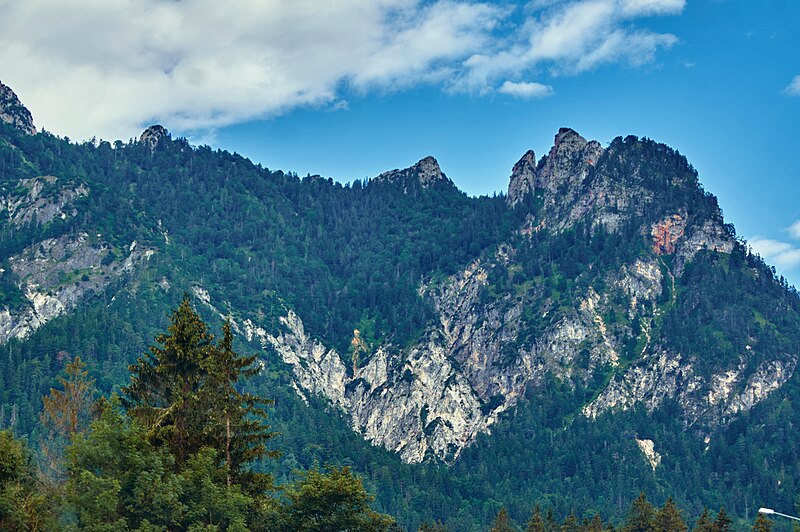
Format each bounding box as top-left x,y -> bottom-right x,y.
0,81 -> 36,135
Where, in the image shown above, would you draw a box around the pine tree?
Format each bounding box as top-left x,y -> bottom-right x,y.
694,508 -> 714,532
583,514 -> 607,532
526,505 -> 545,532
491,507 -> 516,532
204,320 -> 277,494
714,507 -> 733,532
623,493 -> 656,532
560,511 -> 580,532
123,294 -> 276,492
752,513 -> 772,532
123,294 -> 216,466
654,497 -> 687,532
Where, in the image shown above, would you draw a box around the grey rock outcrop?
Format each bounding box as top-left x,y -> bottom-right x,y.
140,125 -> 169,151
0,176 -> 88,227
374,156 -> 453,190
0,81 -> 36,135
0,233 -> 154,344
506,150 -> 537,206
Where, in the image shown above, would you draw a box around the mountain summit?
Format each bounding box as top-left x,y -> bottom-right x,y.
0,81 -> 36,135
373,155 -> 453,189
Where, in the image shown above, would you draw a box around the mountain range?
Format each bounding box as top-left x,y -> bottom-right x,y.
1,80 -> 799,530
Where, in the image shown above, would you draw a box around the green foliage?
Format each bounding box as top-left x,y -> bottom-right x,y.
66,402 -> 264,531
40,355 -> 96,479
5,121 -> 800,530
123,295 -> 276,486
272,465 -> 395,531
653,497 -> 686,532
490,507 -> 516,532
0,430 -> 54,530
622,493 -> 656,532
752,513 -> 773,532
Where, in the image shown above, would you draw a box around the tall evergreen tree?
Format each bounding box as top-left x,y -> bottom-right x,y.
694,508 -> 714,532
123,295 -> 276,491
526,505 -> 545,532
204,320 -> 277,494
123,294 -> 216,466
623,493 -> 656,532
653,497 -> 687,532
713,507 -> 733,532
491,507 -> 516,532
752,513 -> 773,532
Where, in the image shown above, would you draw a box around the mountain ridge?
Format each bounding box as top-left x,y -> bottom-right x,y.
2,81 -> 800,528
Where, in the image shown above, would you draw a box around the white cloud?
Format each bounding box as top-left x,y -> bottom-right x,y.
497,80 -> 554,98
783,75 -> 800,96
619,0 -> 685,16
748,237 -> 800,270
0,0 -> 684,141
787,219 -> 800,239
455,0 -> 682,91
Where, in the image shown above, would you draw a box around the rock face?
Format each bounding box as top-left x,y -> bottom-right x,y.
0,233 -> 154,344
374,156 -> 453,190
0,175 -> 88,227
0,81 -> 36,135
0,175 -> 153,343
506,150 -> 537,206
140,125 -> 169,151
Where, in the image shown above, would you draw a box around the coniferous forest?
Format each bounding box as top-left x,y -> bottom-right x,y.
0,298 -> 787,531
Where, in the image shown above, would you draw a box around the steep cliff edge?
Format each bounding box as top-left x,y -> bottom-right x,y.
0,81 -> 36,135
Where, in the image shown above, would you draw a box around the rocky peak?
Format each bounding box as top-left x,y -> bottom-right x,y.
506,149 -> 537,207
139,124 -> 169,151
538,128 -> 603,192
0,81 -> 36,135
374,156 -> 452,189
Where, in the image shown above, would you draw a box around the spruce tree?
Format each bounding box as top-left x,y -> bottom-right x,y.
714,507 -> 733,532
491,507 -> 516,532
123,294 -> 276,491
654,497 -> 687,532
123,294 -> 216,466
623,493 -> 656,532
204,320 -> 277,494
694,508 -> 714,532
752,513 -> 772,532
526,505 -> 545,532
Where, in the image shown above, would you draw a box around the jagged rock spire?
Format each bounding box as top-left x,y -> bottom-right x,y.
506,149 -> 537,206
506,128 -> 604,207
0,80 -> 36,135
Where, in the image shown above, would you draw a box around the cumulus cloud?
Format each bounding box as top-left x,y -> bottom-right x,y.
749,237 -> 800,270
0,0 -> 684,141
497,80 -> 554,98
784,75 -> 800,96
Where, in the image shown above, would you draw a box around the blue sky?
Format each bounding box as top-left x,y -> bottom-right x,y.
1,0 -> 799,283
